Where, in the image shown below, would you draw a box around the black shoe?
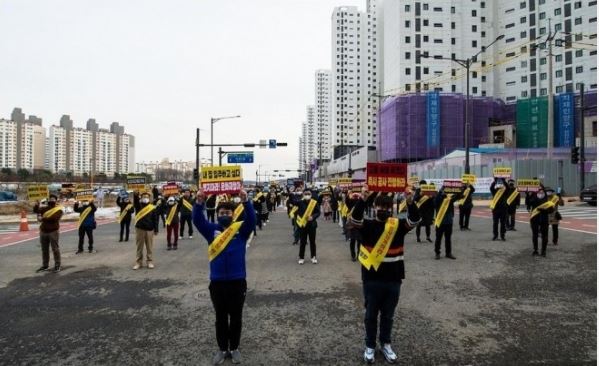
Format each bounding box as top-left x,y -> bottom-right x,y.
446,254 -> 457,260
36,266 -> 49,273
125,239 -> 129,242
416,238 -> 421,243
351,257 -> 357,262
511,228 -> 517,231
500,237 -> 506,241
541,251 -> 546,257
173,246 -> 178,250
435,254 -> 441,260
292,241 -> 298,245
76,250 -> 83,254
88,249 -> 96,253
426,238 -> 433,243
553,241 -> 558,246
465,228 -> 471,231
492,237 -> 498,241
532,251 -> 539,256
53,265 -> 61,273
167,246 -> 172,251
119,239 -> 123,242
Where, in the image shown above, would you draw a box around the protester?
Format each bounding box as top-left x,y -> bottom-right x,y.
165,196 -> 181,250
458,182 -> 475,231
347,192 -> 362,261
506,179 -> 520,231
154,195 -> 166,229
529,188 -> 554,257
349,190 -> 420,364
117,195 -> 134,242
206,194 -> 217,223
33,195 -> 64,273
489,178 -> 509,241
414,180 -> 434,242
192,189 -> 256,365
322,193 -> 332,220
95,188 -> 105,208
546,188 -> 564,246
179,189 -> 194,239
294,188 -> 320,264
434,187 -> 462,260
133,191 -> 159,270
287,189 -> 301,245
73,199 -> 97,254
331,189 -> 340,223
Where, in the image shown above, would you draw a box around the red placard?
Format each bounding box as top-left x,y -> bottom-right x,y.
201,181 -> 243,195
162,183 -> 179,197
366,163 -> 408,192
442,179 -> 463,194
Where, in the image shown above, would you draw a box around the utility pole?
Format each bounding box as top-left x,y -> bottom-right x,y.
547,18 -> 554,158
465,60 -> 471,174
195,128 -> 200,183
580,83 -> 586,191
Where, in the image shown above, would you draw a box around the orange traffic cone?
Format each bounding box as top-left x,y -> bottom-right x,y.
19,210 -> 29,232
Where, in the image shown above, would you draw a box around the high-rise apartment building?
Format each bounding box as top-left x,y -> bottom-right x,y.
0,119 -> 18,169
314,70 -> 333,163
49,125 -> 67,173
305,105 -> 317,164
69,128 -> 93,176
95,129 -> 117,176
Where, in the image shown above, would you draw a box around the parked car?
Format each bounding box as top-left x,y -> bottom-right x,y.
580,184 -> 597,206
0,191 -> 17,202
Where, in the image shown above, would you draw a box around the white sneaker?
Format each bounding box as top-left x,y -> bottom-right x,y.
179,236 -> 184,240
311,257 -> 318,264
189,236 -> 193,239
382,344 -> 397,364
147,262 -> 154,269
363,347 -> 375,364
298,259 -> 304,265
132,264 -> 141,270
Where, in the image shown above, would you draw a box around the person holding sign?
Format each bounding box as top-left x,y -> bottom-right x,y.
165,197 -> 181,250
33,195 -> 63,273
506,180 -> 520,231
349,190 -> 420,364
132,192 -> 159,270
414,180 -> 435,243
434,188 -> 462,260
489,179 -> 509,241
73,199 -> 97,254
178,189 -> 194,240
116,195 -> 134,242
192,188 -> 255,365
529,189 -> 555,257
546,188 -> 564,246
294,189 -> 321,264
458,183 -> 475,231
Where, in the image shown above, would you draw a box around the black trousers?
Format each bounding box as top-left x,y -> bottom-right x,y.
552,224 -> 559,244
120,219 -> 131,241
299,225 -> 317,259
179,215 -> 193,236
78,227 -> 94,251
507,211 -> 517,229
531,221 -> 549,253
492,211 -> 507,239
416,223 -> 431,240
207,209 -> 216,223
255,210 -> 262,230
159,212 -> 166,227
434,224 -> 453,255
459,205 -> 472,229
209,279 -> 247,352
349,228 -> 362,259
332,209 -> 339,223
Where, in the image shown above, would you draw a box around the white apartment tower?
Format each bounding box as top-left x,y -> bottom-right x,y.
380,0 -> 597,100
305,105 -> 317,164
0,120 -> 17,169
300,122 -> 308,171
49,126 -> 67,173
95,130 -> 117,176
314,70 -> 332,163
331,4 -> 380,160
69,128 -> 93,176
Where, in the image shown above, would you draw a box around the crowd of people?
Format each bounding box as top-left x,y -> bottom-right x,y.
29,178 -> 565,364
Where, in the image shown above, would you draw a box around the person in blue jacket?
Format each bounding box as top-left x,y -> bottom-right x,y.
193,189 -> 255,365
73,199 -> 97,254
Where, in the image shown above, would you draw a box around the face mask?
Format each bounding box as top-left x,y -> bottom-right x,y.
141,198 -> 150,204
537,193 -> 545,200
233,197 -> 241,204
303,195 -> 311,201
82,202 -> 89,206
546,192 -> 554,196
168,201 -> 175,205
376,209 -> 391,221
217,215 -> 233,227
496,185 -> 504,190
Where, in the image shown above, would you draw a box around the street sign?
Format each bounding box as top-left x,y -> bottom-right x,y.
227,152 -> 254,164
269,139 -> 277,149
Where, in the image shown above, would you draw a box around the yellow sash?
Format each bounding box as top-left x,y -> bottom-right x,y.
341,203 -> 349,218
435,196 -> 452,228
416,195 -> 430,209
358,217 -> 399,271
253,192 -> 264,202
118,204 -> 133,223
182,199 -> 193,211
135,204 -> 156,223
233,204 -> 244,221
506,189 -> 520,206
489,188 -> 506,210
398,200 -> 407,213
289,206 -> 299,219
42,206 -> 63,219
165,204 -> 178,226
530,200 -> 555,219
296,199 -> 317,228
78,206 -> 92,229
458,187 -> 471,206
550,195 -> 560,205
208,221 -> 243,262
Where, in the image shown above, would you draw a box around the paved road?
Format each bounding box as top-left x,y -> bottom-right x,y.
0,208 -> 596,365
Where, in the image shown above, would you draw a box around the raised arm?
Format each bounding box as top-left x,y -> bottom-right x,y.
192,191 -> 219,244
238,190 -> 256,239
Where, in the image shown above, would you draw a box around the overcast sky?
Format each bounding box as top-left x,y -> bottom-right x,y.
0,0 -> 363,180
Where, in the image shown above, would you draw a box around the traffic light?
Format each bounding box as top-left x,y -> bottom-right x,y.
571,146 -> 580,164
193,168 -> 199,180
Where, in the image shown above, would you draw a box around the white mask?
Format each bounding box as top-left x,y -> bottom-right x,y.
141,198 -> 150,204
233,197 -> 241,204
537,193 -> 545,199
303,195 -> 312,200
82,201 -> 89,206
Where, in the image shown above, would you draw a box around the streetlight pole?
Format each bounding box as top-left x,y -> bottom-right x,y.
421,34 -> 504,174
210,115 -> 241,166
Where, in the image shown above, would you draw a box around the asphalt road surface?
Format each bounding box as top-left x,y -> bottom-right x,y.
0,208 -> 596,365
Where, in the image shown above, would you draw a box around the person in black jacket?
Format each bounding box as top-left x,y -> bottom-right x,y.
414,180 -> 435,242
434,188 -> 463,260
206,194 -> 217,223
529,189 -> 554,257
490,179 -> 509,241
73,199 -> 97,254
349,191 -> 420,364
133,191 -> 159,270
458,183 -> 475,231
117,195 -> 134,242
165,196 -> 181,250
293,188 -> 321,264
506,179 -> 520,231
179,189 -> 194,239
330,189 -> 340,223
